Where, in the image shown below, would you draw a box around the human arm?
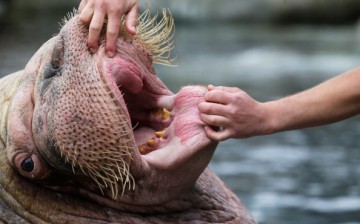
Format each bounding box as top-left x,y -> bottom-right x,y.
198,67 -> 360,141
79,0 -> 139,57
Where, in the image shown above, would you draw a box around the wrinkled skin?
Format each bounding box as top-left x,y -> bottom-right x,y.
0,13 -> 255,223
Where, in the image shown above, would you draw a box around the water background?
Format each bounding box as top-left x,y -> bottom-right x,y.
1,1 -> 360,223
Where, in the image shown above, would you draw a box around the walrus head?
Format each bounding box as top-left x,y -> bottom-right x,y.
5,9 -> 217,211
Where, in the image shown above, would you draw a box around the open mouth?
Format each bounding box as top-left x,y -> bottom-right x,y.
103,55 -> 176,155
46,11 -> 212,200
95,9 -> 181,156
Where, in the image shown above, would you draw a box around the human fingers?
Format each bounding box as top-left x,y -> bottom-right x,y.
199,113 -> 230,128
204,89 -> 233,105
207,85 -> 215,91
79,2 -> 94,25
105,13 -> 121,57
198,101 -> 228,116
208,85 -> 241,93
79,0 -> 88,12
125,4 -> 139,35
87,10 -> 106,51
204,126 -> 231,142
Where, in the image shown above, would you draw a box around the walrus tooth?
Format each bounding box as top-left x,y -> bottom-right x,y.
138,138 -> 158,155
154,108 -> 171,120
161,108 -> 171,119
146,138 -> 157,148
155,130 -> 166,138
139,145 -> 149,155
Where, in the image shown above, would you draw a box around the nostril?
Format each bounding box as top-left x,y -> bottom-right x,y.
51,38 -> 65,69
44,38 -> 65,79
51,60 -> 61,70
44,63 -> 62,79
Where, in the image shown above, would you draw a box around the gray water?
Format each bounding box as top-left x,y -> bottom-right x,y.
160,22 -> 360,224
1,2 -> 360,224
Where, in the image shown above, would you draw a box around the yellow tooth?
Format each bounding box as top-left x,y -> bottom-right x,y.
161,108 -> 171,119
139,138 -> 159,155
155,130 -> 166,138
155,108 -> 171,120
139,145 -> 149,155
146,138 -> 157,148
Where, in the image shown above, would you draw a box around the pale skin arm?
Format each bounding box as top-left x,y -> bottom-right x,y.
198,67 -> 360,141
79,0 -> 139,57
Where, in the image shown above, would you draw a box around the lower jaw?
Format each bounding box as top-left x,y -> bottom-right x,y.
133,86 -> 209,155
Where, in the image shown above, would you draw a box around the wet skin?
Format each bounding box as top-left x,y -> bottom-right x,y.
0,12 -> 255,223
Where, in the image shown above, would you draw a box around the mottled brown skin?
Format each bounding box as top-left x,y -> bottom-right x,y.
0,12 -> 255,224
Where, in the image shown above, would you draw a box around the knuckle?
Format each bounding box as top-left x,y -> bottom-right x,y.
95,1 -> 106,10
233,94 -> 242,101
107,30 -> 118,38
199,103 -> 210,113
89,24 -> 102,32
228,108 -> 237,117
107,2 -> 124,14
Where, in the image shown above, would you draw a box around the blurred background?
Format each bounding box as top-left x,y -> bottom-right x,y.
1,0 -> 360,223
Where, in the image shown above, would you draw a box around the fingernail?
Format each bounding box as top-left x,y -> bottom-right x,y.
107,50 -> 114,58
204,126 -> 212,133
89,47 -> 96,54
132,25 -> 137,34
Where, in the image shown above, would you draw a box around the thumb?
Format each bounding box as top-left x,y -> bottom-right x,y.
204,126 -> 229,142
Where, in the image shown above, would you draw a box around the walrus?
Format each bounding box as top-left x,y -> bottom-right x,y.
0,8 -> 255,223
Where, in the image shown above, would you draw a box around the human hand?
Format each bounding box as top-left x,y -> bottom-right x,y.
79,0 -> 139,57
198,85 -> 271,141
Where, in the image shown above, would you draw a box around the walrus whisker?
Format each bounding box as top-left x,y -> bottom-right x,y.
60,8 -> 79,29
135,8 -> 176,66
59,7 -> 176,67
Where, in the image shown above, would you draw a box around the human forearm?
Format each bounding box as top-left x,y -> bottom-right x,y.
199,67 -> 360,141
265,67 -> 360,133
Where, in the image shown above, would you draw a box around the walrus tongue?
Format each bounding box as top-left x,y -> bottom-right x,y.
111,60 -> 143,95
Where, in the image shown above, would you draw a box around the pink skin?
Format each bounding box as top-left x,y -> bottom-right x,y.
5,16 -> 218,211
99,45 -> 218,207
199,66 -> 360,142
79,0 -> 139,57
198,85 -> 268,141
6,40 -> 54,181
173,88 -> 206,143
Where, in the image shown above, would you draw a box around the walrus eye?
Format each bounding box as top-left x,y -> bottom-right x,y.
21,157 -> 35,172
